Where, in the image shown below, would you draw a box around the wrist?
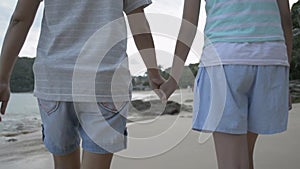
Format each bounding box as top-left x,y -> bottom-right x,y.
147,68 -> 160,75
0,71 -> 10,84
0,77 -> 9,85
0,76 -> 9,83
0,82 -> 9,88
167,76 -> 178,85
168,74 -> 179,84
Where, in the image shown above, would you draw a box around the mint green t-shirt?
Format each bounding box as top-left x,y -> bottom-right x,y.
200,0 -> 288,67
204,0 -> 284,44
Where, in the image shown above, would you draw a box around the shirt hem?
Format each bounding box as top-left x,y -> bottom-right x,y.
124,0 -> 152,14
34,91 -> 132,102
199,60 -> 290,67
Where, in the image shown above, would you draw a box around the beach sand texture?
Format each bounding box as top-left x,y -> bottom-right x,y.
0,90 -> 299,169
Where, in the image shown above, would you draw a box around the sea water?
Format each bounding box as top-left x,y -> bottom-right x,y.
0,94 -> 41,137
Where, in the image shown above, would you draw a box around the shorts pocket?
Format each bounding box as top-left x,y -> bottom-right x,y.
97,102 -> 127,114
94,102 -> 128,124
38,98 -> 59,116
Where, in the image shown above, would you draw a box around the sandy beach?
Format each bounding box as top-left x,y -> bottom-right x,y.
0,90 -> 299,169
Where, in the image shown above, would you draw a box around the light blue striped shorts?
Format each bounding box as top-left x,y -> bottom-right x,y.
192,65 -> 289,134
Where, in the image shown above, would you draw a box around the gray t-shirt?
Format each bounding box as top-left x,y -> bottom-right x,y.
34,0 -> 152,102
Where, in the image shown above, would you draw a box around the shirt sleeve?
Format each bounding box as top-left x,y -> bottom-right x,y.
123,0 -> 152,14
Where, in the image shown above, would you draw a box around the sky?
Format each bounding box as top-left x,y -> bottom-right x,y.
0,0 -> 298,75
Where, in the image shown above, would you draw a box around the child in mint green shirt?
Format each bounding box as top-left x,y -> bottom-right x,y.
160,0 -> 292,169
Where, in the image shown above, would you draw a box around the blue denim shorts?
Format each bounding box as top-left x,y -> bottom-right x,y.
193,65 -> 289,134
38,99 -> 128,155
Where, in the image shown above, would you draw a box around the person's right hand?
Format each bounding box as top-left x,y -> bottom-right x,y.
289,92 -> 292,111
0,83 -> 10,122
159,76 -> 178,102
147,69 -> 167,100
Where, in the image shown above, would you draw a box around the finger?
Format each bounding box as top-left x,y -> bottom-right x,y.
289,94 -> 292,110
1,101 -> 8,115
151,80 -> 164,89
151,78 -> 165,85
153,89 -> 163,98
151,83 -> 159,90
160,91 -> 168,104
154,89 -> 166,100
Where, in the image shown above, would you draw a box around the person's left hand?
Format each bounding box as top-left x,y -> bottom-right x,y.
159,76 -> 178,102
289,92 -> 292,110
147,69 -> 166,100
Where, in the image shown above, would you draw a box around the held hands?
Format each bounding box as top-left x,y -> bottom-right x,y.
147,69 -> 178,102
0,83 -> 10,122
147,68 -> 166,100
158,76 -> 178,101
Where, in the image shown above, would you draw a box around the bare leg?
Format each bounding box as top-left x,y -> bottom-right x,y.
213,132 -> 249,169
247,132 -> 258,169
81,150 -> 113,169
53,148 -> 81,169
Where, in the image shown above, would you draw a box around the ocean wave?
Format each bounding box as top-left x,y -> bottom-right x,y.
0,130 -> 39,138
0,117 -> 41,138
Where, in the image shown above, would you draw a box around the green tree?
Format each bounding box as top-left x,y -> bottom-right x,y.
188,63 -> 199,76
291,1 -> 300,80
10,57 -> 35,92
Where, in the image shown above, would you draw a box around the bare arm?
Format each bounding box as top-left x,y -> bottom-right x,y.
126,7 -> 165,93
277,0 -> 293,63
160,0 -> 201,99
277,0 -> 293,110
0,0 -> 41,119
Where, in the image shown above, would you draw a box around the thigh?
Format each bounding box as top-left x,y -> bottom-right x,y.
53,148 -> 81,169
81,150 -> 113,169
213,132 -> 249,169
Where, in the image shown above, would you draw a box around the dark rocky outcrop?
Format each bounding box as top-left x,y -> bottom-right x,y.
129,99 -> 192,116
